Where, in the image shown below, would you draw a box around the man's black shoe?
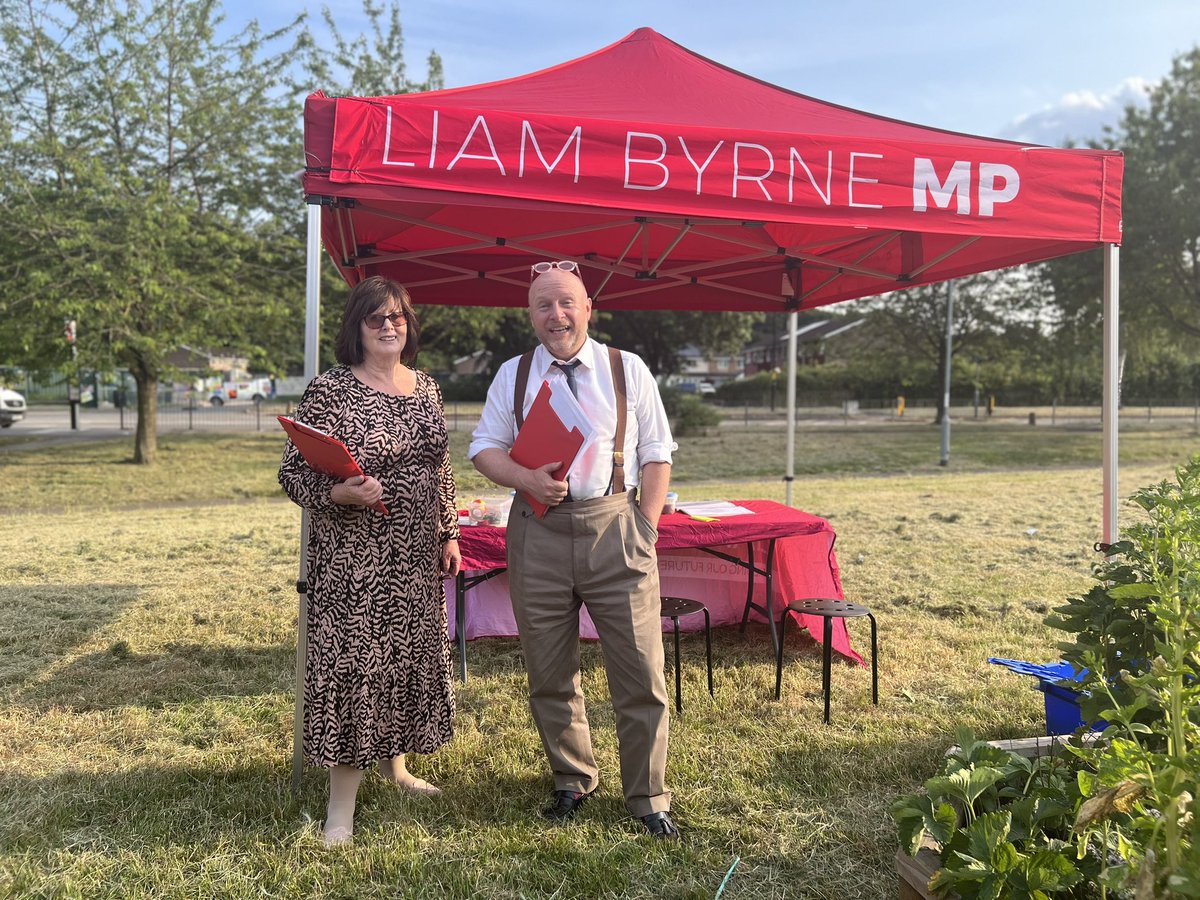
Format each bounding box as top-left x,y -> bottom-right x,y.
542,789 -> 595,822
641,810 -> 682,841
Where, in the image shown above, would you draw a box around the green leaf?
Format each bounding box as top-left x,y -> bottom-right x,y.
929,866 -> 967,894
890,795 -> 959,853
928,766 -> 1006,811
964,810 -> 1012,864
1077,770 -> 1097,795
1022,848 -> 1083,891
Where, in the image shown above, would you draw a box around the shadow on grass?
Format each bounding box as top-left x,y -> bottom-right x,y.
0,759 -> 653,851
0,583 -> 140,693
1,760 -> 733,899
16,641 -> 294,711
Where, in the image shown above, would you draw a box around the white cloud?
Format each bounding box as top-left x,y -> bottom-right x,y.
998,77 -> 1152,146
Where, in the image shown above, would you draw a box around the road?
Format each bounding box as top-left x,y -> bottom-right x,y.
0,404 -> 276,449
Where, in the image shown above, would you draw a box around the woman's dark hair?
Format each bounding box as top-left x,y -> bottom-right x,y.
334,276 -> 421,366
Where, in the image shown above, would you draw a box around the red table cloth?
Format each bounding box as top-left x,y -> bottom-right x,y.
447,499 -> 859,664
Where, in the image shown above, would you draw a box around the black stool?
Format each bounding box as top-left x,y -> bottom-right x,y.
660,596 -> 714,713
774,598 -> 878,723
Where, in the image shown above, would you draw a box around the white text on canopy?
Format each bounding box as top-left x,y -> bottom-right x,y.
379,109 -> 1023,217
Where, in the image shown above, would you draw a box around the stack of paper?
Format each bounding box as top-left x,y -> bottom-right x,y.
676,500 -> 754,517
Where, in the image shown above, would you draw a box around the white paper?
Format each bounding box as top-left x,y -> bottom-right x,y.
676,500 -> 754,517
546,378 -> 595,480
546,378 -> 594,440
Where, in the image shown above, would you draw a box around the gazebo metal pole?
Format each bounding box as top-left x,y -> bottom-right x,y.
785,311 -> 798,507
1102,244 -> 1120,545
292,202 -> 322,794
939,280 -> 955,466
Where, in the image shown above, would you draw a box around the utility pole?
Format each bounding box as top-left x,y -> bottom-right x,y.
64,318 -> 79,430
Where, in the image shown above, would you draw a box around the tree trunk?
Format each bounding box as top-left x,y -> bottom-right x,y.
130,361 -> 158,464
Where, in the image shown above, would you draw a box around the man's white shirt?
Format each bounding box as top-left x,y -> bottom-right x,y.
468,338 -> 675,500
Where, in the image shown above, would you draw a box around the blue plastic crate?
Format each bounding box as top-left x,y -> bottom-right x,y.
988,657 -> 1105,735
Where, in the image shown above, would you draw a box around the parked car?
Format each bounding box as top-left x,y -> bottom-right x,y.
697,381 -> 716,396
0,387 -> 27,427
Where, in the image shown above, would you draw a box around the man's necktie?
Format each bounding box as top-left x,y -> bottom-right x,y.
551,360 -> 582,500
552,360 -> 581,398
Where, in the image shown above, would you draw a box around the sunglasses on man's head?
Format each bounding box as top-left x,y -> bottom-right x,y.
530,260 -> 581,281
363,312 -> 406,330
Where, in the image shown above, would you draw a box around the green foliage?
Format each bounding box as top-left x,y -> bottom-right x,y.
599,309 -> 761,378
1042,47 -> 1200,399
848,270 -> 1041,418
658,387 -> 721,435
298,0 -> 443,96
0,0 -> 307,461
1046,454 -> 1200,895
436,374 -> 491,402
890,727 -> 1091,899
1117,47 -> 1200,344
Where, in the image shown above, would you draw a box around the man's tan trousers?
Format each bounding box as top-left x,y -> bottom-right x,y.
506,491 -> 671,817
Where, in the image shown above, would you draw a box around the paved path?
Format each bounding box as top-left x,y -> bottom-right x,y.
2,407 -> 133,446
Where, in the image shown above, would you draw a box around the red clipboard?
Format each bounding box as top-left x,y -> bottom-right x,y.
278,415 -> 389,515
510,381 -> 586,518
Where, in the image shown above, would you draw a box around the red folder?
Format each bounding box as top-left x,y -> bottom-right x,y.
510,380 -> 586,518
278,415 -> 389,515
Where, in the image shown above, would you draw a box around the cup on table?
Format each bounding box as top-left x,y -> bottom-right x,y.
662,491 -> 678,515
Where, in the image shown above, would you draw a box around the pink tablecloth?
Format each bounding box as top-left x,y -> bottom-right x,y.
446,499 -> 859,664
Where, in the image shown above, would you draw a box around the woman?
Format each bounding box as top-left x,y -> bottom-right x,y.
279,276 -> 461,847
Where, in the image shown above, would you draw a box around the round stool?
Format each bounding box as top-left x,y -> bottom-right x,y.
660,596 -> 714,713
774,598 -> 878,723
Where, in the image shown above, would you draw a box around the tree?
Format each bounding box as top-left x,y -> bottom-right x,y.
0,0 -> 305,462
1118,46 -> 1200,342
599,310 -> 761,379
1041,47 -> 1200,401
848,270 -> 1036,421
300,0 -> 444,97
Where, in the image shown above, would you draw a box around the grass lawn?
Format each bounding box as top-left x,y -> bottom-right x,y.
0,421 -> 1193,898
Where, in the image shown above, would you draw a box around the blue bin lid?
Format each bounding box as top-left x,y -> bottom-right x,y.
987,657 -> 1087,683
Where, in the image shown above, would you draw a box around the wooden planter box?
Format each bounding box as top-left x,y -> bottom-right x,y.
895,837 -> 949,900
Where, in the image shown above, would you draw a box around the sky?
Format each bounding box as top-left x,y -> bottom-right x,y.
244,0 -> 1200,147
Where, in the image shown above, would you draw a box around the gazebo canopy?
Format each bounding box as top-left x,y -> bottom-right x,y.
303,27 -> 1122,312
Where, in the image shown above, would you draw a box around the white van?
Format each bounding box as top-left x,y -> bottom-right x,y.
209,378 -> 273,406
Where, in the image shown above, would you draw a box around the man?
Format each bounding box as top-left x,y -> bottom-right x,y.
469,261 -> 679,841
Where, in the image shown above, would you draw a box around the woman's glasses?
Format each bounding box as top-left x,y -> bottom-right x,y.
363,312 -> 406,330
530,260 -> 581,281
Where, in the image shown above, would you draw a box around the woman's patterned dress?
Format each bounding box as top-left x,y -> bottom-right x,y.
278,366 -> 459,769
